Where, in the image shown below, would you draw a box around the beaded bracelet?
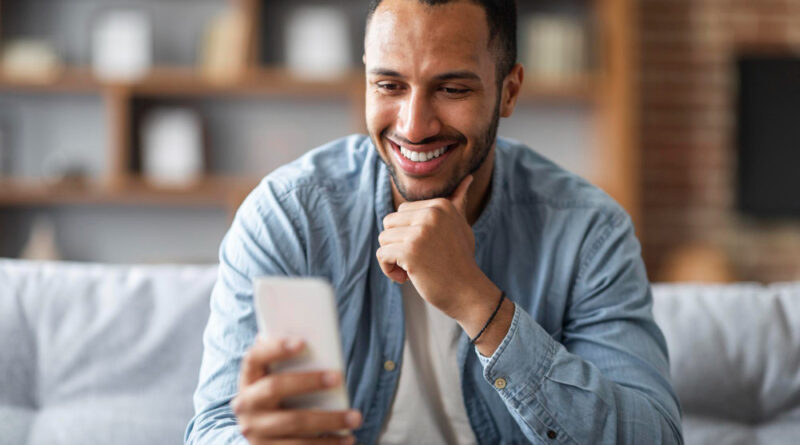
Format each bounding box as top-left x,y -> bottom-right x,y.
470,290 -> 506,345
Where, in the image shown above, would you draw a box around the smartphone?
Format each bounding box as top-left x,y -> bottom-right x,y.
253,276 -> 350,411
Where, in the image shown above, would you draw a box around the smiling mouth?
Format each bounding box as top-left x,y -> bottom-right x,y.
388,139 -> 456,163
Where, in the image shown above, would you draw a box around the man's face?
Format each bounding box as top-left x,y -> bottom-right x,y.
364,0 -> 502,201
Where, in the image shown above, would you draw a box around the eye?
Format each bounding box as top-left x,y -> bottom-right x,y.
376,82 -> 404,93
441,86 -> 471,96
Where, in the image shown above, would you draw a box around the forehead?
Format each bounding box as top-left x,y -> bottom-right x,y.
365,0 -> 492,72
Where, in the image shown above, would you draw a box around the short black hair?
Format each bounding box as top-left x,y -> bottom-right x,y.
366,0 -> 518,84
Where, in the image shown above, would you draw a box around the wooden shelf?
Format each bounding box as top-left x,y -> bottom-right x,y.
0,68 -> 99,93
0,176 -> 258,209
0,66 -> 363,98
132,67 -> 363,98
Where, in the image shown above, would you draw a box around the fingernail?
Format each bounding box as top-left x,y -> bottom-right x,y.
284,338 -> 304,351
322,371 -> 341,387
345,410 -> 362,428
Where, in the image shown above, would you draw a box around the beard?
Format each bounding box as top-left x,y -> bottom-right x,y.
375,96 -> 501,202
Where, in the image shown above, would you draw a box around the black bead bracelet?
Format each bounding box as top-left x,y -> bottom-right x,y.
470,290 -> 506,345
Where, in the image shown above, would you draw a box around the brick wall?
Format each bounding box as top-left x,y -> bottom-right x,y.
639,0 -> 800,282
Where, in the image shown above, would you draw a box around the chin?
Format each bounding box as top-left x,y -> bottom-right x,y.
394,176 -> 460,202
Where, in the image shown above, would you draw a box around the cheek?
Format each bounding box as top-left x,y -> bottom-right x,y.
366,96 -> 399,135
437,101 -> 486,138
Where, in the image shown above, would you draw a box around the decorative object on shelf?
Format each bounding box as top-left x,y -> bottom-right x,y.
201,7 -> 251,84
522,14 -> 586,83
41,150 -> 90,186
20,216 -> 61,261
1,39 -> 62,82
285,7 -> 351,80
141,108 -> 205,187
92,9 -> 153,82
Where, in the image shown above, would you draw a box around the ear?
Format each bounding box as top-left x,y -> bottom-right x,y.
499,63 -> 524,118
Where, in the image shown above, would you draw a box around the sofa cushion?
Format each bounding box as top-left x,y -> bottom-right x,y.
652,283 -> 800,444
0,260 -> 217,445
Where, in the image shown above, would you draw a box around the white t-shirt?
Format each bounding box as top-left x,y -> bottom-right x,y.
378,283 -> 479,445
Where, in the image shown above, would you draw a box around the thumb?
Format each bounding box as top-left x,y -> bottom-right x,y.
449,174 -> 473,218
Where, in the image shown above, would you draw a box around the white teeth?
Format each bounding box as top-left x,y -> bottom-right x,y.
398,145 -> 450,162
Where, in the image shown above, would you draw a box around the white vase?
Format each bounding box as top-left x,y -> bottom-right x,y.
141,108 -> 204,187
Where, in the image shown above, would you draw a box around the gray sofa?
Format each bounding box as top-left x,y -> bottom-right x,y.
1,259 -> 798,445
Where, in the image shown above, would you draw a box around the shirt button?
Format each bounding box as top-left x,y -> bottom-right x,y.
383,360 -> 396,371
494,377 -> 507,389
547,429 -> 557,439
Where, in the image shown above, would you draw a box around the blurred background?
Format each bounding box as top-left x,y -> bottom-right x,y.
0,0 -> 797,284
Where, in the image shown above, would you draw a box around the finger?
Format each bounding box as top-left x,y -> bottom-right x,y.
396,197 -> 450,213
382,207 -> 432,230
378,226 -> 421,246
247,409 -> 362,438
239,336 -> 306,388
236,370 -> 344,413
384,205 -> 452,230
448,174 -> 473,217
375,245 -> 410,283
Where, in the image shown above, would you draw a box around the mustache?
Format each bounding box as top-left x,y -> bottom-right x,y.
384,130 -> 467,146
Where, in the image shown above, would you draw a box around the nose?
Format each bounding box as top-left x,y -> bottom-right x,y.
396,90 -> 441,144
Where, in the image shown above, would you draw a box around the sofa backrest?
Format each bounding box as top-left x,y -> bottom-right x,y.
652,282 -> 800,425
3,259 -> 800,445
0,259 -> 217,445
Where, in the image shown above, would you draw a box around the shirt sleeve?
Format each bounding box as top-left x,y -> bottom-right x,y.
185,181 -> 308,444
475,211 -> 683,444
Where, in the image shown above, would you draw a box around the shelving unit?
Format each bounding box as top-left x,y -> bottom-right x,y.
0,0 -> 639,261
0,175 -> 256,210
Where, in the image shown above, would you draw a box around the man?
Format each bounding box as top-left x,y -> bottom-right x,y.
186,0 -> 683,444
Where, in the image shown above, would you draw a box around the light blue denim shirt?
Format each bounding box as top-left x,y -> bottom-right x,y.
185,135 -> 683,445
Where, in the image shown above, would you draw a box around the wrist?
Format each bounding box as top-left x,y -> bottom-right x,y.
451,274 -> 515,357
453,274 -> 501,335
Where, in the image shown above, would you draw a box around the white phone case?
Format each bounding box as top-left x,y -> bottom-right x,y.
253,276 -> 350,411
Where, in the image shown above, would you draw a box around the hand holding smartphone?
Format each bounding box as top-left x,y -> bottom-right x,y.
253,276 -> 350,410
231,277 -> 359,443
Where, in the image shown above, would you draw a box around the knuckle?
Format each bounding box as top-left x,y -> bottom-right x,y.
285,413 -> 307,433
261,377 -> 278,397
242,349 -> 255,366
234,394 -> 251,414
238,417 -> 252,437
338,412 -> 352,428
423,210 -> 438,225
264,337 -> 285,356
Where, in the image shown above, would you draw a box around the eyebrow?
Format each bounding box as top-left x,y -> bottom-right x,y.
368,68 -> 482,82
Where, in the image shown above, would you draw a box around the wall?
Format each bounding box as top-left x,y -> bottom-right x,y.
640,0 -> 800,282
